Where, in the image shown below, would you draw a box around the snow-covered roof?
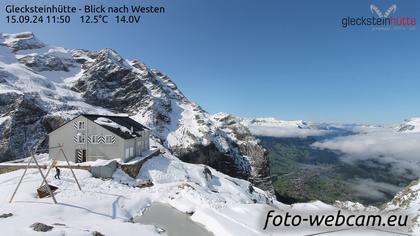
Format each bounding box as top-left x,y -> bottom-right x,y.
49,114 -> 149,139
85,114 -> 149,139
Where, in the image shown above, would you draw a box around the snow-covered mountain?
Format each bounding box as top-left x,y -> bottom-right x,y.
0,32 -> 271,192
398,118 -> 420,133
240,117 -> 360,138
384,179 -> 420,233
241,117 -> 326,138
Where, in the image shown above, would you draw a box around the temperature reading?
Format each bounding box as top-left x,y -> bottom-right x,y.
80,15 -> 109,24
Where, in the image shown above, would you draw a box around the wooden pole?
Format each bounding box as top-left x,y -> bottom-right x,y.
39,160 -> 56,188
32,152 -> 57,204
38,145 -> 61,186
59,144 -> 82,191
9,157 -> 33,203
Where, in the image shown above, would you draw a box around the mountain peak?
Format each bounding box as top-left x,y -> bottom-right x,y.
1,32 -> 45,52
212,112 -> 233,121
97,48 -> 126,62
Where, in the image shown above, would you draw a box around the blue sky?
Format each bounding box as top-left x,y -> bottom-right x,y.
1,0 -> 419,124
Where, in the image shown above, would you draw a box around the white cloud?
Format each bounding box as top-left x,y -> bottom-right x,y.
349,178 -> 401,200
312,127 -> 420,177
247,125 -> 329,138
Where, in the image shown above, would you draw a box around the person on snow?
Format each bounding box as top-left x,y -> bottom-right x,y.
54,167 -> 61,180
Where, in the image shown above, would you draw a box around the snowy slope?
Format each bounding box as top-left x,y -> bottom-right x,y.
0,153 -> 418,235
0,151 -> 274,236
383,180 -> 420,233
0,38 -> 104,115
0,32 -> 271,191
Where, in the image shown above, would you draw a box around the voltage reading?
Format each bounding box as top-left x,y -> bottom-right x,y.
116,15 -> 141,23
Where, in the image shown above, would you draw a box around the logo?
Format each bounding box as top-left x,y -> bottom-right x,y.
341,3 -> 416,30
370,4 -> 397,18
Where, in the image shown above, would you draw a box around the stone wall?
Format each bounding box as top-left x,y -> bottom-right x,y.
0,164 -> 90,175
0,149 -> 160,178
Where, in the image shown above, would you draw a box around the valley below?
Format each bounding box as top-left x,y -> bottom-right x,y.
260,135 -> 418,206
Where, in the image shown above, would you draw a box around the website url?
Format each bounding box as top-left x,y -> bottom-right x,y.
263,210 -> 408,230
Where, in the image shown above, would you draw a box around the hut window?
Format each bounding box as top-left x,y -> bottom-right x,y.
125,148 -> 130,158
77,134 -> 85,144
129,147 -> 134,157
78,121 -> 85,130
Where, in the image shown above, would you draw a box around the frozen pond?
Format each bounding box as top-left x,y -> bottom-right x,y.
135,202 -> 213,236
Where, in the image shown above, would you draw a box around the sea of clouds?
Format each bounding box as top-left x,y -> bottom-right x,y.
312,126 -> 420,176
245,118 -> 420,201
312,125 -> 420,200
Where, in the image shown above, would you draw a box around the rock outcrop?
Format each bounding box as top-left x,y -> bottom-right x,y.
0,93 -> 47,161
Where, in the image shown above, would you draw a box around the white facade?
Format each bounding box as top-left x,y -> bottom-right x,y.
49,115 -> 150,163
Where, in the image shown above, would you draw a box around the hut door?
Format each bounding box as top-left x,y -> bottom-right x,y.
75,149 -> 86,163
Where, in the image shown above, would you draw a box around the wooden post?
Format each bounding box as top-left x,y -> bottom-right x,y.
9,157 -> 33,203
32,152 -> 57,204
39,160 -> 56,188
59,144 -> 82,191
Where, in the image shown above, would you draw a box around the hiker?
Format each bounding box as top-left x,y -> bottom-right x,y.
54,167 -> 61,180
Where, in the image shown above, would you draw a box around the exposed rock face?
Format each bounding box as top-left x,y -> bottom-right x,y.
19,54 -> 76,72
399,125 -> 415,132
212,113 -> 273,193
41,115 -> 67,133
386,180 -> 419,209
0,213 -> 13,218
0,91 -> 68,162
0,32 -> 273,193
72,49 -> 149,112
30,222 -> 54,232
398,118 -> 420,133
92,231 -> 106,236
0,93 -> 48,162
173,143 -> 248,179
